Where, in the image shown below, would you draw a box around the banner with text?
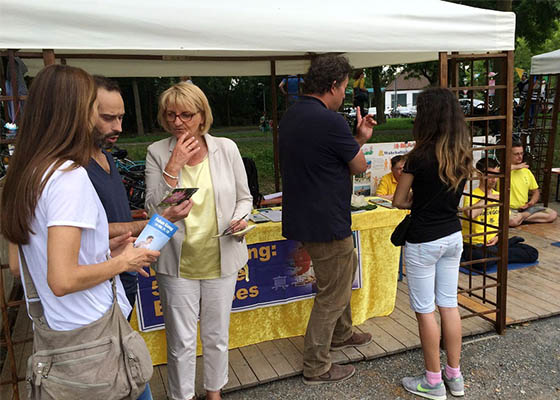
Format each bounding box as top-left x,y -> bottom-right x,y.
136,232 -> 362,331
353,141 -> 415,196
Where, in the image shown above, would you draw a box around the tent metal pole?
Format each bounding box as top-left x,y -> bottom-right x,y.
270,60 -> 280,192
2,51 -> 323,63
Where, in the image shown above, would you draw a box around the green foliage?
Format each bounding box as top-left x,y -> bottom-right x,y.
195,76 -> 278,127
401,62 -> 439,86
514,37 -> 532,74
541,20 -> 560,53
513,0 -> 560,53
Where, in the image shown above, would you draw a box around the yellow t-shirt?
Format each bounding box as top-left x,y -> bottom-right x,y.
353,77 -> 366,90
510,168 -> 538,209
375,172 -> 398,196
179,157 -> 221,279
462,187 -> 500,245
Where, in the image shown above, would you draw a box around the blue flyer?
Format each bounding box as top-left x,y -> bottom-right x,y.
134,214 -> 178,251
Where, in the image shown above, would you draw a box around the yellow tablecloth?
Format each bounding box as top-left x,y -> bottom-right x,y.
130,204 -> 407,365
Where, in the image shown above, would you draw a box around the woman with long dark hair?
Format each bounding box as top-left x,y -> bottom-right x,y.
393,87 -> 474,400
0,65 -> 158,398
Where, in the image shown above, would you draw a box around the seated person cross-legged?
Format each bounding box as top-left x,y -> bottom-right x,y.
375,155 -> 405,200
461,158 -> 538,270
508,143 -> 557,227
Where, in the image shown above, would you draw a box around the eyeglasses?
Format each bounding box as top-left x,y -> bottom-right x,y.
165,111 -> 197,123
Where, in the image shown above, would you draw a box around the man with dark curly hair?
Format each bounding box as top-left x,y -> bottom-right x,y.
279,55 -> 376,385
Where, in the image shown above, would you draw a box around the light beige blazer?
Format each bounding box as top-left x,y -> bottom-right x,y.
145,134 -> 253,277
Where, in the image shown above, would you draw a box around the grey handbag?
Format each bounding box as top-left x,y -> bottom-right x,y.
19,247 -> 153,400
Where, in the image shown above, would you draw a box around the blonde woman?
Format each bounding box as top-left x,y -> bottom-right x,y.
393,88 -> 474,400
145,82 -> 252,400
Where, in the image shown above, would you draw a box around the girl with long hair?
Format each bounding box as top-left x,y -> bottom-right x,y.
1,64 -> 158,371
393,87 -> 474,400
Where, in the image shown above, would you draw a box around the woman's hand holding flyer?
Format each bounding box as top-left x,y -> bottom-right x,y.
134,214 -> 179,251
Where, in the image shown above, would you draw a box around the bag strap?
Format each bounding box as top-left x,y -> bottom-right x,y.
18,245 -> 44,320
18,246 -> 118,321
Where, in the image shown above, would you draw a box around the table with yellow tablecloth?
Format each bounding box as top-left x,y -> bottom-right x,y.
130,204 -> 407,365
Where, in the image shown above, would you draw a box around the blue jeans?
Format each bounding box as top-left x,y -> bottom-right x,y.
404,231 -> 463,313
137,383 -> 153,400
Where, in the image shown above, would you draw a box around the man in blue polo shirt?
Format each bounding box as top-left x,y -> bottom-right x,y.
280,55 -> 376,385
86,76 -> 149,313
87,76 -> 191,313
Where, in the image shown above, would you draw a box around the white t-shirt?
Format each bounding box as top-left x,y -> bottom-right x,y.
20,161 -> 132,331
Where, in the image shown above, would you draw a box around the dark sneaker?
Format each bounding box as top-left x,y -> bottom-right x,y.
402,374 -> 446,400
331,332 -> 373,350
443,371 -> 465,397
302,363 -> 355,385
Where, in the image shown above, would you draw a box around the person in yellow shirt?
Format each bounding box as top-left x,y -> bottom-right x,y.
509,143 -> 557,227
376,155 -> 406,200
352,69 -> 368,117
462,158 -> 537,270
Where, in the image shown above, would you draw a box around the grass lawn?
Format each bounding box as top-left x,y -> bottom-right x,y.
375,117 -> 414,131
120,120 -> 415,194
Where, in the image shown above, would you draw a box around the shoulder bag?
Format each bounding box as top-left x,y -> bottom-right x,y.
19,247 -> 153,400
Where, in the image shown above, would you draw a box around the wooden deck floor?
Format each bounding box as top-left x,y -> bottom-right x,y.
2,217 -> 559,399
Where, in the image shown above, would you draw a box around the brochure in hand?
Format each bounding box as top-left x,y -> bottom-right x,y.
134,214 -> 178,251
212,213 -> 256,238
159,188 -> 198,207
212,224 -> 256,238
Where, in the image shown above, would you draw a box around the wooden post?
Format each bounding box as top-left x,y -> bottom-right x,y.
439,52 -> 448,87
450,52 -> 459,92
42,49 -> 56,66
496,50 -> 514,335
0,265 -> 21,400
270,60 -> 280,192
132,79 -> 145,136
543,75 -> 560,207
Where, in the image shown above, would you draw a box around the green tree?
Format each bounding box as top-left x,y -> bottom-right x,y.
447,0 -> 560,52
401,61 -> 439,87
541,20 -> 560,53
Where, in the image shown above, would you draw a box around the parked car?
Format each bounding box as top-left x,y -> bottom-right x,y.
367,107 -> 392,119
458,98 -> 486,115
395,105 -> 417,118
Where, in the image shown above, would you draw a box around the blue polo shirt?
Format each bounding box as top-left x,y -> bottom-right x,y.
85,150 -> 132,224
85,150 -> 137,295
279,96 -> 360,242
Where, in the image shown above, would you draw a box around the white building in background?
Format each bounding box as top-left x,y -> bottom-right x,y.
385,74 -> 430,114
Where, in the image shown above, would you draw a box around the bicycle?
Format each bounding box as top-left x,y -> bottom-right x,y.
111,146 -> 146,210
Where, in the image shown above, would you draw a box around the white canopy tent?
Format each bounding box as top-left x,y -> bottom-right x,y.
531,49 -> 560,75
1,0 -> 515,77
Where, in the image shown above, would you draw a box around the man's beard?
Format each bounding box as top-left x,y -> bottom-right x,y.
93,128 -> 116,150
